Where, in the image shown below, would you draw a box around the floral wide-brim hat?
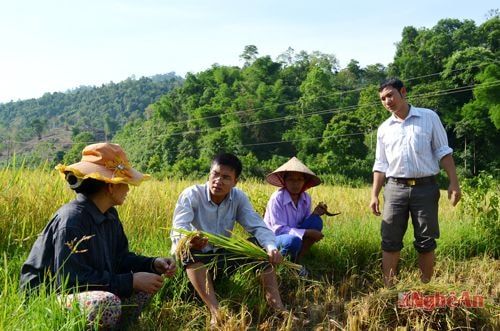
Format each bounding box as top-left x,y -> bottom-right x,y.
56,142 -> 150,186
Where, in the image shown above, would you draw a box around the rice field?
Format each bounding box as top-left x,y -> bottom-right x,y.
0,165 -> 498,330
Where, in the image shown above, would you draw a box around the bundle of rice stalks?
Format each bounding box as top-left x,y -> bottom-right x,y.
173,228 -> 301,273
172,230 -> 201,262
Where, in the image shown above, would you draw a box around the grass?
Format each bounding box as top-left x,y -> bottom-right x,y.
0,167 -> 499,330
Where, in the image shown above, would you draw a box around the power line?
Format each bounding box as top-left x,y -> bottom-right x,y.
34,79 -> 494,152
121,79 -> 500,138
239,131 -> 366,148
3,80 -> 499,150
2,68 -> 499,152
151,60 -> 500,126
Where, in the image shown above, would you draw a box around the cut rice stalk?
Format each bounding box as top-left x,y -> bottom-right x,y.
173,228 -> 301,272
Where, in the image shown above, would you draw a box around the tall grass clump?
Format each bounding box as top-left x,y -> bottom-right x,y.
459,172 -> 499,257
0,251 -> 89,330
0,161 -> 69,255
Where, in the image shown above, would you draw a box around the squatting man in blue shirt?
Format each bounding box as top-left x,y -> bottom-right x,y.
369,78 -> 461,288
170,152 -> 287,326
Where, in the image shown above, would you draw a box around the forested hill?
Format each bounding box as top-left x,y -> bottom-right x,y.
0,73 -> 183,165
112,17 -> 499,181
1,16 -> 500,183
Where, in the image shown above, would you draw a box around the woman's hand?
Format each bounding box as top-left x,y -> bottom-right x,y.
313,201 -> 340,216
312,202 -> 328,216
132,272 -> 164,294
153,257 -> 177,277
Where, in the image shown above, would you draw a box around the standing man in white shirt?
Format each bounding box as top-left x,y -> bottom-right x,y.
170,152 -> 286,326
369,78 -> 461,287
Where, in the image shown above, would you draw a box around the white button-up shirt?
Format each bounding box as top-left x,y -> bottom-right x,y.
170,183 -> 277,255
373,106 -> 453,178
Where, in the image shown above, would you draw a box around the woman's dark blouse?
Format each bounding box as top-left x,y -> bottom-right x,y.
20,194 -> 155,298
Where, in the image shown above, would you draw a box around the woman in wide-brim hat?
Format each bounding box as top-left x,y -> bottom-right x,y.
263,157 -> 328,276
20,142 -> 177,329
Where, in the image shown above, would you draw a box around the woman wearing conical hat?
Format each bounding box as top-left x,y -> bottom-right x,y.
263,157 -> 328,276
20,143 -> 177,329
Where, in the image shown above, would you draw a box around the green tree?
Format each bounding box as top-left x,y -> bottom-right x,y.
240,45 -> 259,67
390,19 -> 481,82
454,63 -> 500,174
362,63 -> 387,85
296,64 -> 337,122
318,112 -> 370,179
276,47 -> 296,67
147,154 -> 162,174
478,14 -> 499,53
29,118 -> 46,140
63,132 -> 95,164
171,157 -> 206,179
474,63 -> 500,129
354,85 -> 386,132
442,47 -> 496,87
332,60 -> 365,108
282,114 -> 325,159
321,113 -> 367,161
103,113 -> 116,141
408,80 -> 464,127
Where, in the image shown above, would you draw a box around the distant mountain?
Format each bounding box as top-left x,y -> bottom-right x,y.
0,72 -> 183,165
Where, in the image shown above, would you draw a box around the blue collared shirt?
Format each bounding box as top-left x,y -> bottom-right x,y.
373,106 -> 453,178
170,183 -> 277,255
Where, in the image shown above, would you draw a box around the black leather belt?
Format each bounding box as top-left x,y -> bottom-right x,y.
387,176 -> 435,186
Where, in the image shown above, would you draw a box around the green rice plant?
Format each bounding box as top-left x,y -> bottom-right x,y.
172,228 -> 301,273
0,251 -> 88,331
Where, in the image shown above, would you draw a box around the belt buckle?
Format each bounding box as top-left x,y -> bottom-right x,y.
407,179 -> 416,186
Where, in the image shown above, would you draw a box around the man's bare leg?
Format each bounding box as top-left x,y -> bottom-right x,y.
186,263 -> 220,324
296,237 -> 316,263
418,250 -> 435,283
260,266 -> 285,311
382,251 -> 400,287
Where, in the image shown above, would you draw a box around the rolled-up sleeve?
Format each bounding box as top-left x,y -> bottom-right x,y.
373,129 -> 389,173
430,111 -> 453,160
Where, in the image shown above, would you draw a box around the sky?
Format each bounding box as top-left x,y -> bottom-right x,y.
0,0 -> 497,103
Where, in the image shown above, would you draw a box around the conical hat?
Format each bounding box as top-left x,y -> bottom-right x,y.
266,157 -> 321,190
